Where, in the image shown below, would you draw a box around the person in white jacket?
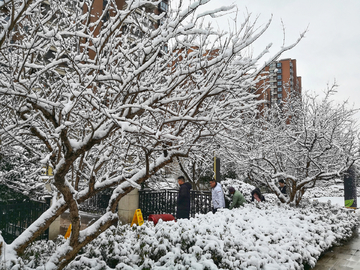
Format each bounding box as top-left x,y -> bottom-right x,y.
209,179 -> 225,213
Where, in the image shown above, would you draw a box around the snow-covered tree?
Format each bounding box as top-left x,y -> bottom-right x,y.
0,0 -> 302,268
230,87 -> 360,205
0,145 -> 45,198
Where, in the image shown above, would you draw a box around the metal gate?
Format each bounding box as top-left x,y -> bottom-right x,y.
139,189 -> 211,220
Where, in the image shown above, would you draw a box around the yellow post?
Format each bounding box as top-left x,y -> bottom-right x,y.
213,155 -> 220,181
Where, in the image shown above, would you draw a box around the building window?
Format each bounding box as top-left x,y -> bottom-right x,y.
159,1 -> 169,13
277,69 -> 282,73
278,93 -> 282,99
277,81 -> 282,86
276,63 -> 282,68
278,87 -> 282,92
277,75 -> 282,80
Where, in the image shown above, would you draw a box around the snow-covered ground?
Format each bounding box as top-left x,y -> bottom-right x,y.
12,199 -> 358,270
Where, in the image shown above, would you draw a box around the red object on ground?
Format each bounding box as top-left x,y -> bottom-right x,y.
148,214 -> 175,225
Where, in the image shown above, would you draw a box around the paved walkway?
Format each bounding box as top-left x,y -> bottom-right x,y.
312,215 -> 360,270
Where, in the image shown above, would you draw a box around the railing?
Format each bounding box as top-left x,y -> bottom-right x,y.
0,199 -> 50,244
139,189 -> 212,220
79,189 -> 112,214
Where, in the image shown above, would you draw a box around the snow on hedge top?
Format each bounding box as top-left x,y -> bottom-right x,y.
38,200 -> 357,270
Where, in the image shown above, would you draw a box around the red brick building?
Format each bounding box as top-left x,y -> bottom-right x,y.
88,0 -> 169,29
255,58 -> 302,110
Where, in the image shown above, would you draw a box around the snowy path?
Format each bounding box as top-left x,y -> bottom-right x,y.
311,197 -> 360,270
311,217 -> 360,270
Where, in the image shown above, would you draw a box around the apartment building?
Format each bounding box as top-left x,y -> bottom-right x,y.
90,0 -> 169,29
255,58 -> 302,110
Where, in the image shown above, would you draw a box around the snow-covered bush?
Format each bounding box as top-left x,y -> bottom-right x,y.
221,178 -> 257,202
14,201 -> 358,270
221,178 -> 279,204
303,185 -> 345,198
303,185 -> 360,199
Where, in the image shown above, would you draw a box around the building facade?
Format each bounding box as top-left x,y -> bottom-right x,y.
90,0 -> 169,29
256,58 -> 302,110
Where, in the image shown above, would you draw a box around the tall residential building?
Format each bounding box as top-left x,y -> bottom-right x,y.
256,58 -> 302,110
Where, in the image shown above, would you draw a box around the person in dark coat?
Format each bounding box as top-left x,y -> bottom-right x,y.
176,176 -> 192,219
251,187 -> 265,202
278,179 -> 287,196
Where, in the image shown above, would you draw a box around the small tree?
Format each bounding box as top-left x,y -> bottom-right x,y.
231,87 -> 360,205
0,0 -> 302,268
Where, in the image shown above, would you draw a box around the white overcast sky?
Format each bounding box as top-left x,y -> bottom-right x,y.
173,0 -> 360,120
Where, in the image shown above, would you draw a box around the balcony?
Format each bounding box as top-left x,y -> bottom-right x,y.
269,78 -> 277,83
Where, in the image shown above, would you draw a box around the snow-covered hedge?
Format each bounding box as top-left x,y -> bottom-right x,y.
17,200 -> 358,270
221,178 -> 258,202
221,178 -> 280,204
303,185 -> 360,199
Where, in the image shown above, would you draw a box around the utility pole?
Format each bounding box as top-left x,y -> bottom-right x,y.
213,146 -> 221,182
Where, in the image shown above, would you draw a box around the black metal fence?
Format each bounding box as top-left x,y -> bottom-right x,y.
0,199 -> 49,244
139,189 -> 212,220
79,189 -> 112,214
